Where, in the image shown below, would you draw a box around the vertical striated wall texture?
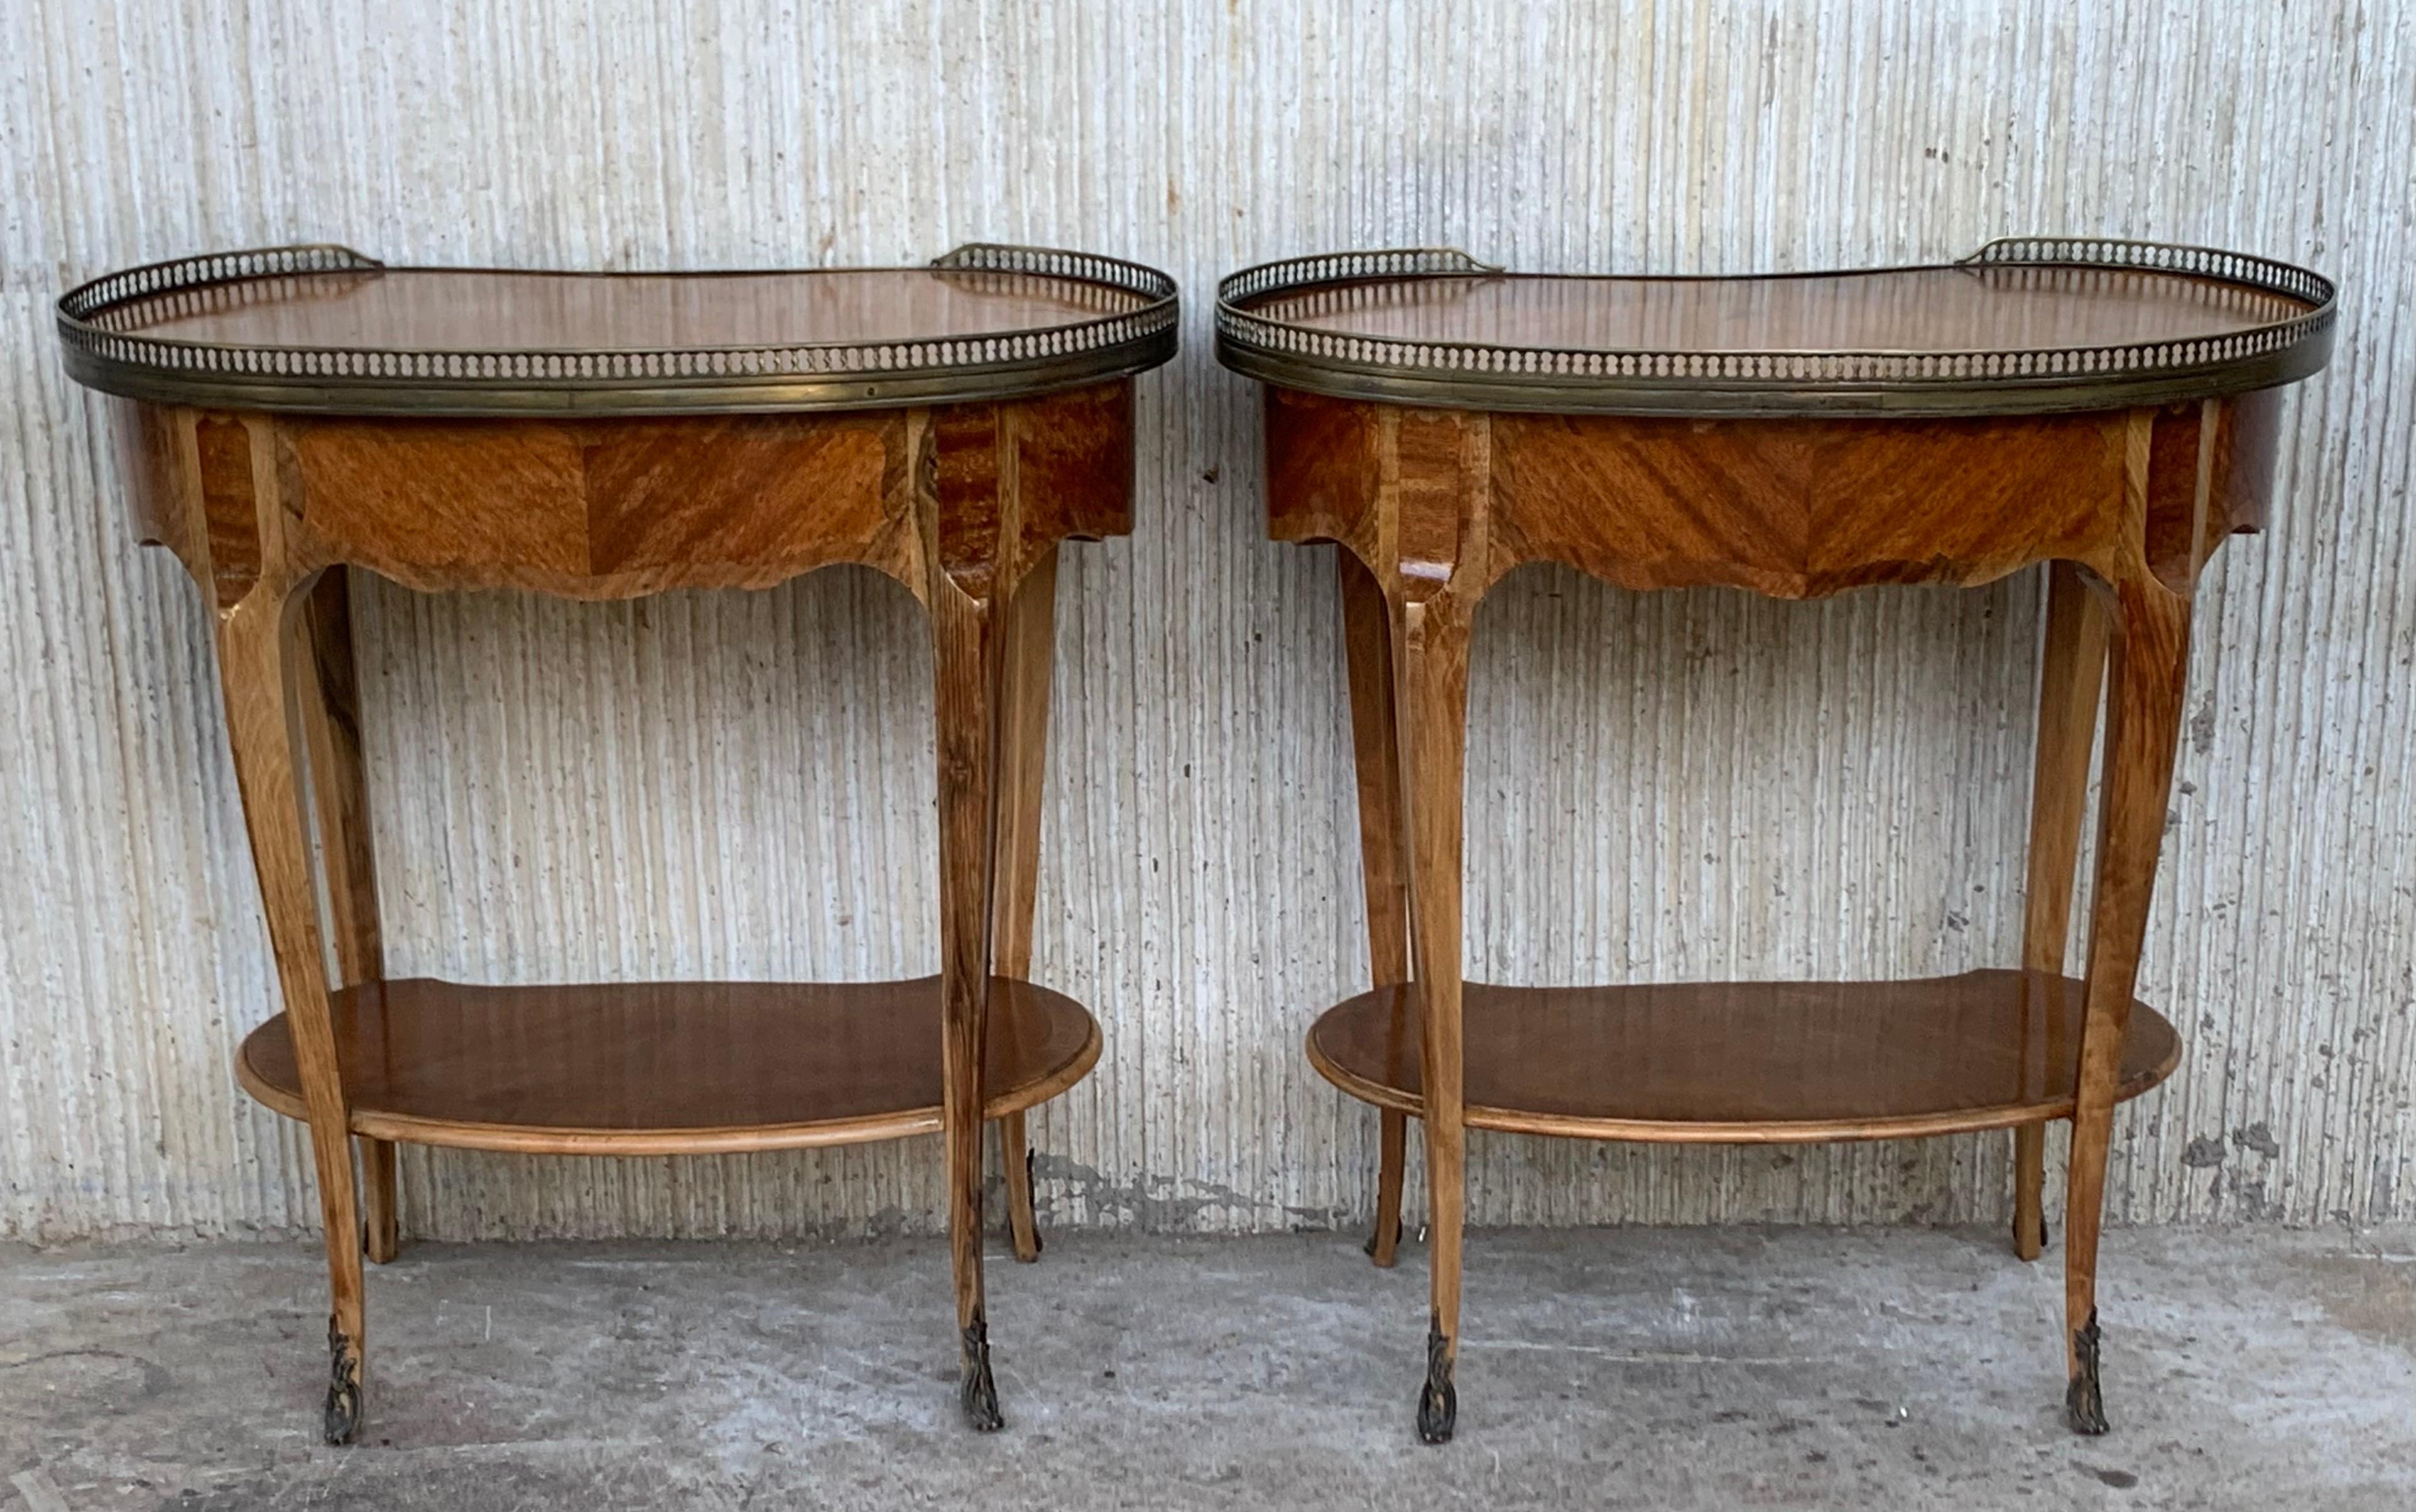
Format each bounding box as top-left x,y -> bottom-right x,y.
1,1 -> 2410,1241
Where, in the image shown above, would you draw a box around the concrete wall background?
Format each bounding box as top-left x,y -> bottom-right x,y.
2,1 -> 2410,1243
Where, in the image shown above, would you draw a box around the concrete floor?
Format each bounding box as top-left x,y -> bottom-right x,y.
1,1226 -> 2409,1511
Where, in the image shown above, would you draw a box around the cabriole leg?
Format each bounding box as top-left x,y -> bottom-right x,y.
291,568 -> 401,1265
931,575 -> 1006,1430
2014,560 -> 2109,1260
990,550 -> 1058,1264
1399,593 -> 1473,1444
221,577 -> 368,1445
2062,569 -> 2190,1435
1340,548 -> 1412,1267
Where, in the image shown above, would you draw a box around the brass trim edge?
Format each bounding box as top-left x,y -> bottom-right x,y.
1214,237 -> 2336,416
58,242 -> 1180,415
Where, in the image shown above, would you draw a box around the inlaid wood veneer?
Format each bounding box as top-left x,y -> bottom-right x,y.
1220,238 -> 2334,1444
61,242 -> 1178,1443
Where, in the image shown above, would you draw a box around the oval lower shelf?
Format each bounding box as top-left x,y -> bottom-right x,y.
237,976 -> 1101,1155
1306,969 -> 2180,1143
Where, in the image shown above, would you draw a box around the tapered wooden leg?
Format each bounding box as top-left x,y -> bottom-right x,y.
291,570 -> 400,1266
2014,561 -> 2109,1261
991,551 -> 1058,1265
359,1143 -> 399,1265
1340,549 -> 1413,1268
1399,593 -> 1473,1444
996,1111 -> 1041,1263
2009,1126 -> 2049,1260
221,579 -> 366,1445
2062,570 -> 2190,1435
1369,1110 -> 1409,1266
931,575 -> 1006,1430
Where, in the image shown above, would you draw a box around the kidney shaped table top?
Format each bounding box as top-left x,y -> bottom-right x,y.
58,241 -> 1179,1442
1216,237 -> 2333,1444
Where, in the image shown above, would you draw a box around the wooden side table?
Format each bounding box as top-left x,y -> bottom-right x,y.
57,242 -> 1178,1440
1216,239 -> 2335,1443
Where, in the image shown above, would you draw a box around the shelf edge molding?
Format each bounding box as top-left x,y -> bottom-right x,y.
1304,969 -> 2180,1144
236,975 -> 1103,1156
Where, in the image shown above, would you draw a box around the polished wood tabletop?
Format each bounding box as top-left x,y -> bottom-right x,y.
1247,264 -> 2312,355
60,241 -> 1178,1444
106,266 -> 1152,352
63,242 -> 1178,413
1220,239 -> 2330,414
1219,237 -> 2334,1445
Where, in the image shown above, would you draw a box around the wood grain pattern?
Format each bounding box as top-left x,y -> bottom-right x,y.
1252,263 -> 2315,354
208,416 -> 364,1442
2058,411 -> 2201,1434
926,567 -> 1005,1427
931,405 -> 1008,598
1404,585 -> 1475,1445
1270,381 -> 2251,1440
581,418 -> 894,578
111,367 -> 1135,1440
1338,547 -> 1410,1269
910,393 -> 1054,1432
234,976 -> 1101,1153
292,422 -> 593,584
1010,379 -> 1138,574
217,584 -> 366,1444
1263,385 -> 1384,552
293,572 -> 382,989
2013,561 -> 2109,1261
289,570 -> 399,1265
1306,971 -> 2179,1141
108,265 -> 1151,352
18,0 -> 2410,1265
1389,416 -> 1489,1444
194,415 -> 264,610
2141,390 -> 2283,587
991,548 -> 1061,1263
117,398 -> 209,587
1264,390 -> 2275,602
118,388 -> 1130,606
